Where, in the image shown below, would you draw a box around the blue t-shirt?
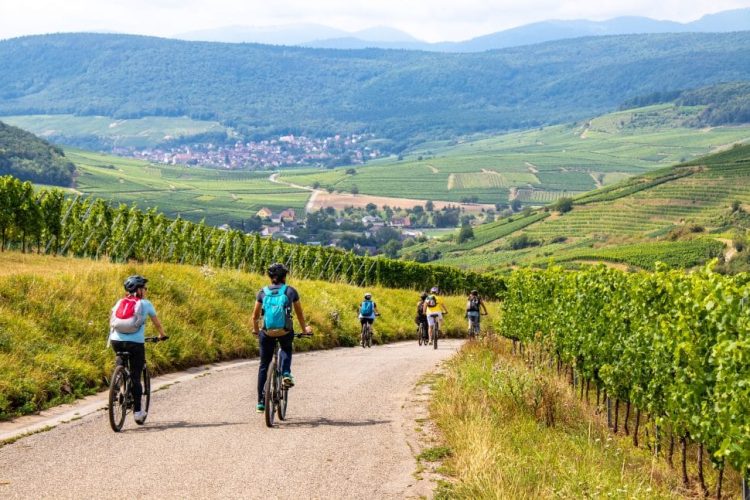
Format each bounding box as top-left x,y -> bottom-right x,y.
109,298 -> 157,344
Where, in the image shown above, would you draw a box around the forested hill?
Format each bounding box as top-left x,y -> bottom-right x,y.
4,32 -> 750,143
0,121 -> 75,186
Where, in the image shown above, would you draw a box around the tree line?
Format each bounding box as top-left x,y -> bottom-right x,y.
0,175 -> 505,297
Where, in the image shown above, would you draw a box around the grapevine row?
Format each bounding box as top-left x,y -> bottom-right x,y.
0,175 -> 505,296
500,264 -> 750,492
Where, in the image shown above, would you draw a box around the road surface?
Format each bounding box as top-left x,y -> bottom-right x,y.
0,340 -> 461,499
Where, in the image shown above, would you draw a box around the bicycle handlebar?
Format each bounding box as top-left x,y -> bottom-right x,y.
295,332 -> 313,338
144,336 -> 169,343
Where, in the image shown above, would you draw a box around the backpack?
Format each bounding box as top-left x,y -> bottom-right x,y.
426,295 -> 437,308
360,299 -> 374,317
468,296 -> 480,312
110,296 -> 146,334
262,285 -> 291,336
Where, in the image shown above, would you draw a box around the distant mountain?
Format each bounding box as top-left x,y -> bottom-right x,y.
4,32 -> 750,146
175,8 -> 750,52
175,23 -> 350,45
175,24 -> 421,46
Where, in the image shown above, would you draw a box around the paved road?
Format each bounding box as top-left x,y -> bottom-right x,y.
0,340 -> 460,499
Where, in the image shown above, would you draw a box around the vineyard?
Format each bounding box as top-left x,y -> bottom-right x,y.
500,265 -> 750,495
0,175 -> 505,297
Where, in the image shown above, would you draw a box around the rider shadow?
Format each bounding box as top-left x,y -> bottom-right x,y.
281,417 -> 391,428
126,420 -> 245,432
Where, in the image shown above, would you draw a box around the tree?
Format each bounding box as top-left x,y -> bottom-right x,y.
425,200 -> 434,212
552,197 -> 574,213
457,223 -> 474,244
346,168 -> 357,175
511,199 -> 523,212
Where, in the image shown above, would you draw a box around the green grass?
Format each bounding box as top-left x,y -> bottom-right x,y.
66,149 -> 310,225
0,114 -> 227,148
430,340 -> 695,498
0,251 -> 497,421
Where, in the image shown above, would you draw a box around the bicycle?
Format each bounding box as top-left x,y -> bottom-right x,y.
264,332 -> 313,428
429,312 -> 446,350
108,336 -> 168,432
417,321 -> 429,346
467,312 -> 486,340
360,313 -> 380,348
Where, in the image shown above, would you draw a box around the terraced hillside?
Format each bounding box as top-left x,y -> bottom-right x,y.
424,144 -> 750,271
280,104 -> 750,205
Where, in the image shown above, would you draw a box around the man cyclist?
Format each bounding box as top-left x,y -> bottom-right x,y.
466,289 -> 488,338
109,275 -> 166,424
252,263 -> 313,414
415,292 -> 429,342
424,286 -> 448,345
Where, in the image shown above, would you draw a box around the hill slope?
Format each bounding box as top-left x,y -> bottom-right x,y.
422,144 -> 750,272
5,32 -> 750,142
0,121 -> 75,186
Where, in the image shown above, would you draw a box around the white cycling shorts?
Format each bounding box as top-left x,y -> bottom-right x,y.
427,312 -> 443,327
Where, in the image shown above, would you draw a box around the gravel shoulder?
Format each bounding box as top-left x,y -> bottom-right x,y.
0,340 -> 461,499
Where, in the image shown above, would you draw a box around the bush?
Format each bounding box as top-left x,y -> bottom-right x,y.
552,197 -> 574,213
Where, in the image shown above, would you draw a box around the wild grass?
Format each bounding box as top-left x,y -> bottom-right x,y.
0,251 -> 497,420
430,339 -> 697,499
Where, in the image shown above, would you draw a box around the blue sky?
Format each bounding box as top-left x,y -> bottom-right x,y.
2,0 -> 750,42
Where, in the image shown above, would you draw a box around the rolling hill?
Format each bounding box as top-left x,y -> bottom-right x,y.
5,32 -> 750,145
0,120 -> 75,186
417,144 -> 750,273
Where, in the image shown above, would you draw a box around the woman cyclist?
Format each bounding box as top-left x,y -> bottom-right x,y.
424,286 -> 448,345
109,275 -> 166,424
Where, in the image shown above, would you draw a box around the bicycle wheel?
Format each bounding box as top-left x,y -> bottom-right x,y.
108,365 -> 128,432
136,367 -> 151,426
367,325 -> 372,348
360,324 -> 366,348
434,329 -> 439,350
418,325 -> 423,346
278,386 -> 289,420
264,361 -> 277,428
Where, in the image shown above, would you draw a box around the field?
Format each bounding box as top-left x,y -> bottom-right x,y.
424,142 -> 750,271
279,104 -> 750,208
0,115 -> 228,148
67,149 -> 310,225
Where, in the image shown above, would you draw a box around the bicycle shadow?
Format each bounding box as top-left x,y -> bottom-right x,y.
281,417 -> 391,428
125,420 -> 245,432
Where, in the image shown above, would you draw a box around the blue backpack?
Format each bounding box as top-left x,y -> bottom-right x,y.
360,299 -> 374,317
262,285 -> 290,335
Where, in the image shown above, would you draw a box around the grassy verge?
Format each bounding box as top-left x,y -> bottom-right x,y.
0,251 -> 497,420
429,339 -> 732,498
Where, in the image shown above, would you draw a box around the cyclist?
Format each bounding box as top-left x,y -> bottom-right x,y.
415,292 -> 429,342
424,286 -> 448,345
109,275 -> 166,424
358,292 -> 379,335
466,289 -> 488,337
252,263 -> 313,414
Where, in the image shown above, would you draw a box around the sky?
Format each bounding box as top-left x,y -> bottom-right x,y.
2,0 -> 750,42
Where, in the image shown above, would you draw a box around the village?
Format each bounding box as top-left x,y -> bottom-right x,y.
118,133 -> 383,170
231,201 -> 485,260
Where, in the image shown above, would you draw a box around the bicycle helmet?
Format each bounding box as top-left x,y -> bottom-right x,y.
430,286 -> 439,294
267,262 -> 288,280
124,275 -> 148,293
364,292 -> 372,299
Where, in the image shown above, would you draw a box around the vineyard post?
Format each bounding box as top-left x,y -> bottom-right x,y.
606,396 -> 612,428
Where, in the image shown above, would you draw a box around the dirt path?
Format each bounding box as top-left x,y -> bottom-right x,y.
269,172 -> 320,213
524,162 -> 539,174
0,340 -> 461,499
